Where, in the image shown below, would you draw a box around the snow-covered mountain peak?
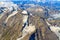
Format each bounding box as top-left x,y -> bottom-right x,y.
0,2 -> 18,14
0,2 -> 17,8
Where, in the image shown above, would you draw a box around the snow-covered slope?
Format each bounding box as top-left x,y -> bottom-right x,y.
0,2 -> 18,13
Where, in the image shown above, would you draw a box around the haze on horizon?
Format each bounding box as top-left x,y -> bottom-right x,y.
0,0 -> 60,2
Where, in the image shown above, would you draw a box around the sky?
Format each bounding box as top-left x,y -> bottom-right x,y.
0,0 -> 60,2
